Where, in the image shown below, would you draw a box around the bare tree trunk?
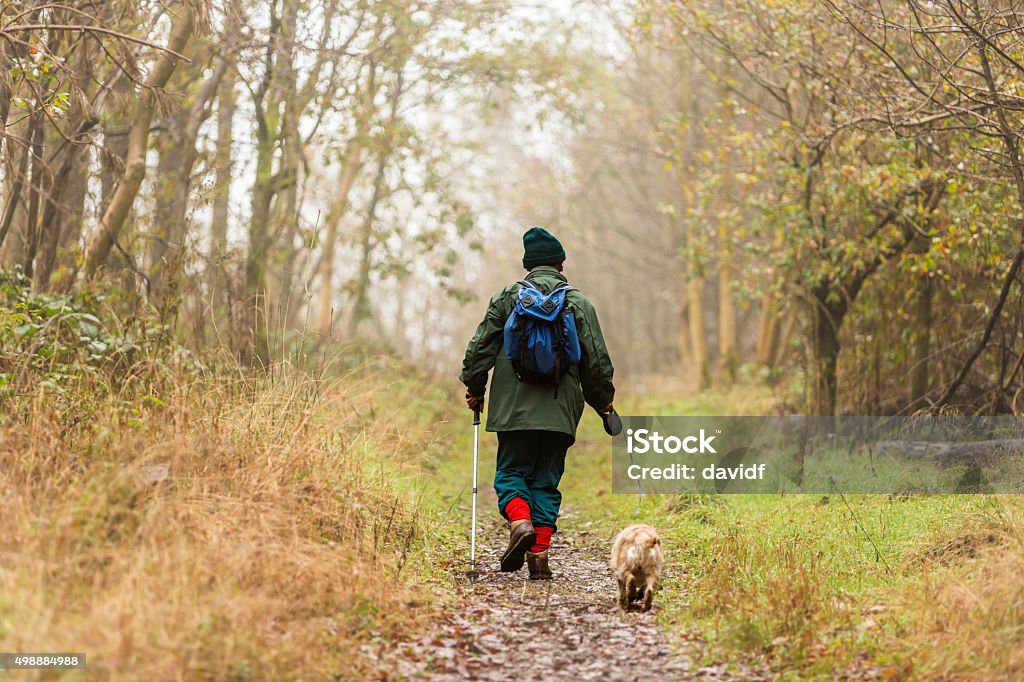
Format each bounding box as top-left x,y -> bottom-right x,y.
148,57 -> 225,304
910,275 -> 933,406
773,309 -> 796,368
244,0 -> 298,365
148,132 -> 186,298
0,116 -> 32,257
52,154 -> 88,285
675,294 -> 694,371
82,5 -> 195,278
34,134 -> 89,288
717,261 -> 737,384
715,73 -> 737,385
209,69 -> 236,323
261,0 -> 342,340
678,158 -> 709,389
99,74 -> 131,208
391,273 -> 410,356
35,114 -> 98,287
0,39 -> 13,212
271,97 -> 303,333
315,140 -> 365,335
0,12 -> 38,263
345,69 -> 403,340
755,295 -> 781,367
33,12 -> 98,289
688,276 -> 710,389
812,296 -> 842,417
315,61 -> 379,336
210,72 -> 235,261
346,152 -> 388,339
675,54 -> 709,388
246,137 -> 276,364
23,114 -> 44,279
0,39 -> 10,143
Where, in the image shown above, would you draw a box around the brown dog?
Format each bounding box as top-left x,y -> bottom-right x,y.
610,524 -> 663,611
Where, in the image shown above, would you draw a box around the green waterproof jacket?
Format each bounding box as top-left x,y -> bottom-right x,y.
460,265 -> 615,437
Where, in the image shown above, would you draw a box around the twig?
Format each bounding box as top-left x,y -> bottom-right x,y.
1,24 -> 191,61
832,484 -> 894,578
935,247 -> 1024,408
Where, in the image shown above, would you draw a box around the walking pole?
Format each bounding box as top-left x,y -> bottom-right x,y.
466,408 -> 481,582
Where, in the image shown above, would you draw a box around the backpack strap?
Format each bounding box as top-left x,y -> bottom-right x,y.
516,278 -> 576,294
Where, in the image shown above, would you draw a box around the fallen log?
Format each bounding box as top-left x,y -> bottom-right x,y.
872,438 -> 1024,463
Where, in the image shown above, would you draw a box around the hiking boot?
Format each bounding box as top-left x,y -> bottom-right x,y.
500,519 -> 536,572
527,550 -> 552,580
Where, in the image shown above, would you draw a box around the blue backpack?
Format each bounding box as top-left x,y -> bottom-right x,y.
503,280 -> 582,396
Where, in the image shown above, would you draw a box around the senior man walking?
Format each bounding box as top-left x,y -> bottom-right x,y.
460,227 -> 616,580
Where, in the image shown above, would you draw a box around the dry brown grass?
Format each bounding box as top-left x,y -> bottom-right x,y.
0,361 -> 439,680
888,506 -> 1024,681
676,499 -> 1024,679
692,530 -> 843,659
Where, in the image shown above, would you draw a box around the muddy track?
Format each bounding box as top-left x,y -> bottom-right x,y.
381,501 -> 764,681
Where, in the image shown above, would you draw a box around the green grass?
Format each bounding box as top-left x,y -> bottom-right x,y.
419,380 -> 1024,680
658,494 -> 1013,672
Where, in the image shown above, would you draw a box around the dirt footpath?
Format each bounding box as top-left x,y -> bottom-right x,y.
381,505 -> 764,681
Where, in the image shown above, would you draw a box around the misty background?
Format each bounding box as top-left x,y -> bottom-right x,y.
6,0 -> 1024,416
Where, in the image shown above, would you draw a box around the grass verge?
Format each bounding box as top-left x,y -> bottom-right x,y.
624,389 -> 1024,681
0,356 -> 446,681
427,381 -> 1024,681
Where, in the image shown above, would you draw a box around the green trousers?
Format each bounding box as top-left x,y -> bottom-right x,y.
494,430 -> 574,532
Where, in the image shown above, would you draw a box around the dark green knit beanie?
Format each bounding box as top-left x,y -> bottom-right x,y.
522,226 -> 566,269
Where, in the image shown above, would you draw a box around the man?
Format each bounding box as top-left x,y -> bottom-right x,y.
460,226 -> 616,580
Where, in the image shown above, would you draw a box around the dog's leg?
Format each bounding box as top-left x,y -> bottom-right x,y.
623,575 -> 636,611
641,578 -> 655,612
629,571 -> 644,603
617,578 -> 628,610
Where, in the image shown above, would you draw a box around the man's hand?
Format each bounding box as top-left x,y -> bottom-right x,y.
466,392 -> 485,412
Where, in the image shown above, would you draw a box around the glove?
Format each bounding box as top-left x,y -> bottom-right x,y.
466,391 -> 485,412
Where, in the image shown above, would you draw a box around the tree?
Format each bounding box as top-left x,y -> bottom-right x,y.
643,0 -> 951,413
830,0 -> 1024,411
82,3 -> 198,278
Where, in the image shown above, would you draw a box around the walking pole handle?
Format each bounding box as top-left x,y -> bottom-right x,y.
473,408 -> 481,425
